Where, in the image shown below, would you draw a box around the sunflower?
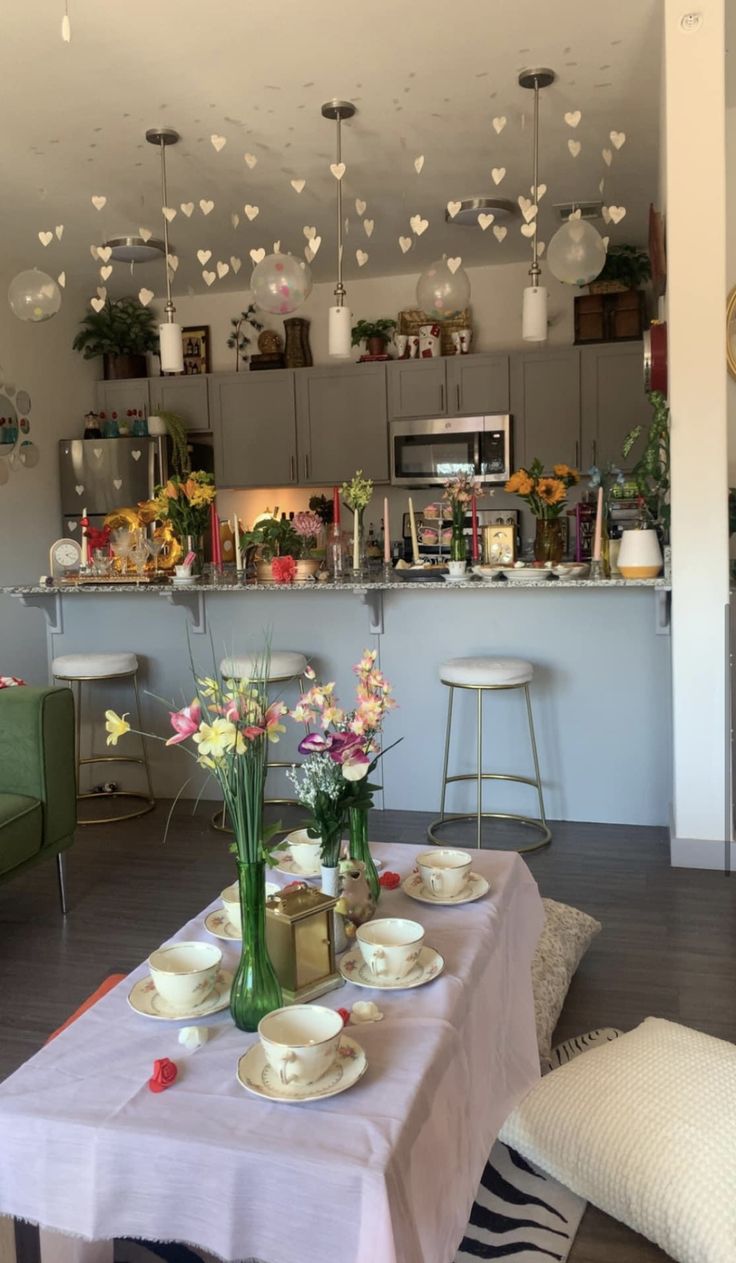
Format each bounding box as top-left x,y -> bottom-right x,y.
505,471 -> 534,496
537,477 -> 567,505
553,463 -> 579,483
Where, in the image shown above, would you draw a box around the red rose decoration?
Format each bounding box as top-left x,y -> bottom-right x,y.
272,555 -> 297,584
379,871 -> 401,890
336,1008 -> 351,1027
149,1057 -> 178,1093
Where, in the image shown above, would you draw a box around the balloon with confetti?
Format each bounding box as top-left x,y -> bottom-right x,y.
250,252 -> 313,315
547,220 -> 607,286
416,258 -> 471,319
8,269 -> 62,322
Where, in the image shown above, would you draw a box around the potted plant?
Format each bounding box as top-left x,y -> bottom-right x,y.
72,297 -> 159,380
589,245 -> 651,295
241,512 -> 322,583
622,390 -> 670,545
351,318 -> 397,357
147,410 -> 189,475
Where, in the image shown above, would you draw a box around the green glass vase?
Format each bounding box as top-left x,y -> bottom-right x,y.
450,520 -> 467,562
229,859 -> 282,1032
348,806 -> 380,904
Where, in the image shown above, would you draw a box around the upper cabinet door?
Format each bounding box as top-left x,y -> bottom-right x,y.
96,380 -> 150,418
580,343 -> 651,470
387,359 -> 447,418
210,371 -> 297,488
446,354 -> 510,416
510,349 -> 581,471
296,364 -> 389,484
149,375 -> 210,432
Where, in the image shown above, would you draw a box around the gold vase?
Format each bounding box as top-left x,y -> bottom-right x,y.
534,518 -> 565,565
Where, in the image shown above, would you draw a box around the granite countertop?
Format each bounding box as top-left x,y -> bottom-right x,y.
4,575 -> 671,595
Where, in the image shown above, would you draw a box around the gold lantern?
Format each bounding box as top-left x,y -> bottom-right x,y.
266,885 -> 342,1004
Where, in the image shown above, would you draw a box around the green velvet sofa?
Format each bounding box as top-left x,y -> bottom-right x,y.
0,686 -> 76,913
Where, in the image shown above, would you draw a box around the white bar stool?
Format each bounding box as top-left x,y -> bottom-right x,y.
212,650 -> 309,833
428,656 -> 551,853
51,651 -> 155,825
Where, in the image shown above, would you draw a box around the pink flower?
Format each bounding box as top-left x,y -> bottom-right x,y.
342,751 -> 371,781
165,700 -> 202,746
304,664 -> 316,680
272,555 -> 296,584
299,732 -> 332,754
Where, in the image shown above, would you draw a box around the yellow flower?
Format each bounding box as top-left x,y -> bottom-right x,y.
553,464 -> 579,484
193,717 -> 238,759
105,710 -> 130,746
163,480 -> 179,500
537,477 -> 567,505
506,471 -> 533,496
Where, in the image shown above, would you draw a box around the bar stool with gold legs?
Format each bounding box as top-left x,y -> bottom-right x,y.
212,651 -> 309,833
427,656 -> 551,853
51,652 -> 155,825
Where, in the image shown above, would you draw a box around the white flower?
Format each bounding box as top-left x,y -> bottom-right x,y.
342,755 -> 370,781
351,1001 -> 383,1024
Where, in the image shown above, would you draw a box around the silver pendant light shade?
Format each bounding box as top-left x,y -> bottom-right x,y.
322,100 -> 356,359
146,126 -> 183,374
519,69 -> 554,343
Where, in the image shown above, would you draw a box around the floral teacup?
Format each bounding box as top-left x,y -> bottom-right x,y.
356,918 -> 424,981
148,941 -> 222,1011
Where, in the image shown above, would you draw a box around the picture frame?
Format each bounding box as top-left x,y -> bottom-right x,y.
181,326 -> 210,375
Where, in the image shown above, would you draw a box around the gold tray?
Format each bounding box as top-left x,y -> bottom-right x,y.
61,574 -> 169,585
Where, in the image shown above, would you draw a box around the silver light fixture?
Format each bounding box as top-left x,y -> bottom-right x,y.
518,68 -> 555,343
444,197 -> 517,227
104,235 -> 166,265
321,99 -> 356,359
145,126 -> 183,374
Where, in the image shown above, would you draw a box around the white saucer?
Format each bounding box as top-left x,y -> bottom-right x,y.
401,870 -> 490,906
127,967 -> 233,1020
442,574 -> 470,585
236,1035 -> 367,1102
273,854 -> 321,879
171,574 -> 201,585
338,944 -> 444,990
204,910 -> 239,940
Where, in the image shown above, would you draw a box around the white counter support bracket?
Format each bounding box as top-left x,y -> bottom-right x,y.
165,590 -> 206,634
655,589 -> 671,637
361,589 -> 384,636
17,591 -> 63,635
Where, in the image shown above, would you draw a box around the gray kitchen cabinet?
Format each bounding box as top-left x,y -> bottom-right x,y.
510,349 -> 581,471
387,358 -> 447,418
210,371 -> 297,488
95,379 -> 150,419
446,353 -> 510,416
295,364 -> 389,484
148,375 -> 210,432
580,342 -> 650,470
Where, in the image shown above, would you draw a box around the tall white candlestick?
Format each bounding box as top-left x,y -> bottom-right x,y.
353,509 -> 360,571
592,486 -> 603,562
383,496 -> 390,563
408,497 -> 419,563
80,508 -> 88,567
233,513 -> 242,571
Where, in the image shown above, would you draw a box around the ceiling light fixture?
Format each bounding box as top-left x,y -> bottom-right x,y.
444,198 -> 517,227
518,68 -> 555,343
104,235 -> 166,265
322,99 -> 356,359
145,126 -> 183,374
61,0 -> 71,43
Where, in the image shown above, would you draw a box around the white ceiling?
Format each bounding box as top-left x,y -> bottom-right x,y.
2,0 -> 662,299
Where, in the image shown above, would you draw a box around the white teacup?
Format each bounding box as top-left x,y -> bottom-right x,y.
286,828 -> 322,872
417,849 -> 472,898
148,940 -> 222,1011
221,881 -> 241,933
448,560 -> 466,578
174,565 -> 191,578
356,918 -> 425,982
258,1004 -> 344,1089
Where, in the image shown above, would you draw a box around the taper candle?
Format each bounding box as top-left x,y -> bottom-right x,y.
233,513 -> 242,571
383,497 -> 390,563
333,486 -> 341,527
592,486 -> 603,562
408,497 -> 419,563
80,508 -> 88,568
471,494 -> 479,562
210,501 -> 222,567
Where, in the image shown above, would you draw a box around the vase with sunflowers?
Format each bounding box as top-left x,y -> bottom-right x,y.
505,460 -> 579,564
152,471 -> 216,573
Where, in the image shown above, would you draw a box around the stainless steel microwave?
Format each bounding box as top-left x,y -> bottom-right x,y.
389,415 -> 512,487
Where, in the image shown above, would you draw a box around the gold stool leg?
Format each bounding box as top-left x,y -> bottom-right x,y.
133,673 -> 155,807
438,685 -> 454,825
524,682 -> 549,836
476,687 -> 483,851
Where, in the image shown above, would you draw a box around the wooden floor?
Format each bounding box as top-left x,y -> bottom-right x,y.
1,805 -> 735,1263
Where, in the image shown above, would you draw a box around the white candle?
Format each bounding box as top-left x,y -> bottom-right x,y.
383,496 -> 390,563
592,486 -> 603,562
353,508 -> 360,570
80,508 -> 88,567
408,497 -> 419,563
233,513 -> 242,571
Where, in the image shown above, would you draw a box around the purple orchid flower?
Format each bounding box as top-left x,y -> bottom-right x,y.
298,732 -> 333,755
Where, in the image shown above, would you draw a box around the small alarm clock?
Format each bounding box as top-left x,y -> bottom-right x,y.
49,538 -> 82,578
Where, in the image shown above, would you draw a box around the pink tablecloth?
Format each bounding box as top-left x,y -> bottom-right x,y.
0,842 -> 544,1263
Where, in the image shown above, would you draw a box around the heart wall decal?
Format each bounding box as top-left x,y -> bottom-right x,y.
199,200 -> 214,216
202,270 -> 216,286
131,450 -> 142,461
210,134 -> 227,151
355,198 -> 366,215
564,110 -> 582,128
414,155 -> 425,173
568,139 -> 581,157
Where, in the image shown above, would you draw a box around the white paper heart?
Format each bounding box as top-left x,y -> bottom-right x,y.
308,235 -> 321,256
493,225 -> 507,242
608,205 -> 626,224
67,521 -> 77,532
97,245 -> 112,263
303,225 -> 316,240
55,225 -> 64,241
568,139 -> 581,158
330,162 -> 346,180
569,208 -> 582,220
521,222 -> 537,238
491,167 -> 506,185
100,265 -> 112,281
167,254 -> 178,272
447,257 -> 462,275
57,272 -> 66,288
96,286 -> 107,300
602,148 -> 613,167
244,204 -> 259,221
131,449 -> 142,461
243,152 -> 257,168
537,241 -> 546,257
75,484 -> 84,496
355,198 -> 367,216
202,270 -> 216,286
414,155 -> 425,173
210,134 -> 227,152
290,178 -> 306,194
93,448 -> 102,458
599,178 -> 606,194
162,207 -> 177,222
38,230 -> 53,247
356,249 -> 368,267
90,244 -> 100,261
230,212 -> 240,229
199,200 -> 214,216
601,205 -> 612,225
273,240 -> 281,253
113,478 -> 122,491
478,212 -> 494,230
610,130 -> 626,150
230,256 -> 242,274
447,200 -> 462,219
399,235 -> 412,253
410,214 -> 429,236
564,110 -> 582,128
602,236 -> 610,250
531,183 -> 547,201
250,247 -> 265,264
217,261 -> 229,279
492,115 -> 507,134
363,218 -> 374,238
91,195 -> 106,211
139,227 -> 152,242
197,249 -> 212,265
138,288 -> 154,307
304,246 -> 314,262
180,202 -> 194,218
90,297 -> 104,313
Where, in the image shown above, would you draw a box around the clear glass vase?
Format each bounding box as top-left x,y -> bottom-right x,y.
348,805 -> 380,904
350,509 -> 366,577
229,859 -> 282,1032
534,518 -> 565,564
184,532 -> 205,575
450,520 -> 468,562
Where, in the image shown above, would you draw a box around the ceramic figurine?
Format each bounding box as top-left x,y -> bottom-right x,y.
335,858 -> 376,939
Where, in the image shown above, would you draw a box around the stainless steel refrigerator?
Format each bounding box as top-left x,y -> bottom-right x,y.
58,437 -> 159,536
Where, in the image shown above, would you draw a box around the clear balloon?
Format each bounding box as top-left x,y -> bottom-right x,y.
416,258 -> 471,318
8,269 -> 62,322
546,219 -> 607,286
250,253 -> 313,315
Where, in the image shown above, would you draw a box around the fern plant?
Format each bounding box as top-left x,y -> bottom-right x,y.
622,391 -> 670,540
72,297 -> 159,359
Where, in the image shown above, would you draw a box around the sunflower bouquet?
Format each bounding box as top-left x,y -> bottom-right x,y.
505,459 -> 579,519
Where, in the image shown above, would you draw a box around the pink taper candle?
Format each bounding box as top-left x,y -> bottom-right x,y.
383,497 -> 390,563
592,486 -> 603,562
471,494 -> 479,562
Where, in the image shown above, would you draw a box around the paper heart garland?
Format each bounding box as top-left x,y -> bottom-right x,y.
531,183 -> 547,201
564,110 -> 582,128
38,231 -> 53,247
303,225 -> 316,240
244,204 -> 259,221
409,214 -> 428,236
304,246 -> 314,262
216,261 -> 229,279
447,257 -> 462,275
537,241 -> 546,257
131,450 -> 142,461
478,212 -> 494,230
139,227 -> 152,242
356,249 -> 368,267
199,200 -> 214,216
57,272 -> 66,288
414,155 -> 424,173
230,213 -> 240,229
273,240 -> 281,253
308,235 -> 321,256
202,270 -> 216,286
55,225 -> 64,240
363,219 -> 374,238
100,265 -> 112,281
250,247 -> 265,264
568,139 -> 581,157
355,198 -> 367,216
113,478 -> 122,491
290,178 -> 306,194
520,222 -> 537,238
89,244 -> 100,261
243,152 -> 257,168
493,225 -> 507,242
602,148 -> 612,167
210,134 -> 227,152
399,235 -> 412,253
90,297 -> 104,313
231,256 -> 242,273
197,249 -> 212,265
601,206 -> 611,224
138,288 -> 154,306
162,207 -> 177,222
608,205 -> 626,224
75,485 -> 84,496
180,202 -> 194,218
518,196 -> 537,222
97,245 -> 112,263
330,162 -> 346,180
492,115 -> 507,134
96,286 -> 107,300
167,254 -> 178,272
491,167 -> 506,185
447,200 -> 461,219
610,130 -> 626,150
91,195 -> 106,211
93,448 -> 102,458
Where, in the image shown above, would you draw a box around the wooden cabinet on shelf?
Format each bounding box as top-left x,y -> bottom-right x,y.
295,363 -> 389,484
574,290 -> 646,344
510,349 -> 582,471
580,342 -> 650,470
446,354 -> 510,416
387,358 -> 446,418
148,375 -> 211,432
209,371 -> 297,488
95,380 -> 150,418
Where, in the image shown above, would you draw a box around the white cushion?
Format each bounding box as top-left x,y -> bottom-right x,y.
220,651 -> 307,682
500,1017 -> 736,1263
440,656 -> 533,687
52,651 -> 138,679
532,898 -> 602,1066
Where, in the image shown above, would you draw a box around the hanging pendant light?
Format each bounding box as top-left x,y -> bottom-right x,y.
322,100 -> 356,359
518,69 -> 555,343
146,127 -> 183,374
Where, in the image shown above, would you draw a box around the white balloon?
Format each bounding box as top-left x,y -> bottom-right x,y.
416,258 -> 471,318
8,269 -> 62,322
250,252 -> 313,315
546,220 -> 607,286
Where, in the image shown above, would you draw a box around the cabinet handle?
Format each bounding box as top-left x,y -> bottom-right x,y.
289,455 -> 295,482
440,383 -> 445,412
305,454 -> 311,480
592,440 -> 597,467
456,383 -> 461,412
575,440 -> 580,469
